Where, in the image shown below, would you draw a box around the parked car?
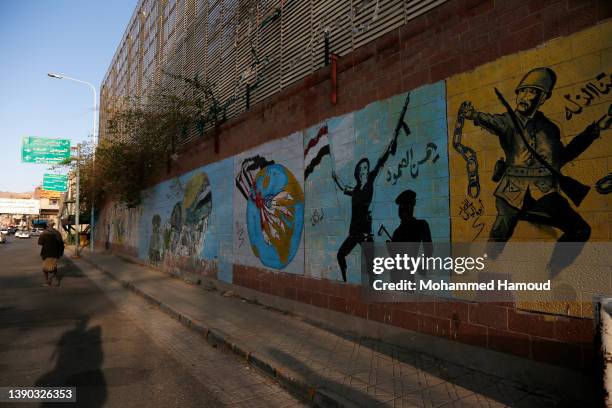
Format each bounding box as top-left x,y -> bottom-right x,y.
0,229 -> 8,235
30,228 -> 42,236
15,230 -> 30,239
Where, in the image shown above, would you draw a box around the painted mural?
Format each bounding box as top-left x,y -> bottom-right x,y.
96,20 -> 612,320
233,132 -> 305,274
96,203 -> 142,252
447,21 -> 612,315
304,83 -> 450,283
464,69 -> 610,269
146,171 -> 212,264
138,159 -> 233,282
448,21 -> 612,246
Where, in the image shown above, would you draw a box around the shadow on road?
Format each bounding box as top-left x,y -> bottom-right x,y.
52,258 -> 86,287
265,347 -> 383,406
35,316 -> 107,408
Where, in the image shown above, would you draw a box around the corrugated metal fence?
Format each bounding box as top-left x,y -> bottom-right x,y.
100,0 -> 447,144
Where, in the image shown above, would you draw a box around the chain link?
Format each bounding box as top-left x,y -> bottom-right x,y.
453,104 -> 480,198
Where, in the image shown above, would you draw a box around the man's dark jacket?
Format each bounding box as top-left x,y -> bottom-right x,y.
38,229 -> 64,259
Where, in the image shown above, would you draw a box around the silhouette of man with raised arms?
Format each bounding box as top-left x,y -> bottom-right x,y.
333,130 -> 401,282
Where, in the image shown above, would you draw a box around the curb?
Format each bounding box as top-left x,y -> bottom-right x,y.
79,255 -> 350,408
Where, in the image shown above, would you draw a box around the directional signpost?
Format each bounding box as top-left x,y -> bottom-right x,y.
42,174 -> 68,192
21,137 -> 71,164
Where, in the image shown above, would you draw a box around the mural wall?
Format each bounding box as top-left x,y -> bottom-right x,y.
137,158 -> 234,282
304,84 -> 450,283
95,21 -> 612,317
447,22 -> 612,316
96,81 -> 451,286
448,22 -> 612,246
96,203 -> 141,253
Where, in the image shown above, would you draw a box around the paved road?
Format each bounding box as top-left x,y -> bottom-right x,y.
0,236 -> 305,408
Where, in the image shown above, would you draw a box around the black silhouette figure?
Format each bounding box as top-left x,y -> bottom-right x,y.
333,134 -> 400,282
389,190 -> 432,280
391,190 -> 433,250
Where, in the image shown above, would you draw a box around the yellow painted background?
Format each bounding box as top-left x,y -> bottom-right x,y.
446,21 -> 612,317
448,21 -> 612,243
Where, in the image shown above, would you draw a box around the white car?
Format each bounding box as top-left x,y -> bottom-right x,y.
0,229 -> 8,235
15,230 -> 30,239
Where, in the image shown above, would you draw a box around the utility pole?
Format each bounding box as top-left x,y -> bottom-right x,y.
73,144 -> 80,258
47,72 -> 97,253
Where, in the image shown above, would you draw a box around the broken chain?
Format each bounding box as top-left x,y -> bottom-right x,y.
453,103 -> 480,198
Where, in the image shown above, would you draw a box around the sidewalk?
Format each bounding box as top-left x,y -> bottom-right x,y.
78,250 -> 565,408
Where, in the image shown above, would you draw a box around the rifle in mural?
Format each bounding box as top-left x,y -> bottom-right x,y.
391,92 -> 412,155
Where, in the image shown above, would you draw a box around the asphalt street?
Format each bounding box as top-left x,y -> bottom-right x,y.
0,236 -> 305,408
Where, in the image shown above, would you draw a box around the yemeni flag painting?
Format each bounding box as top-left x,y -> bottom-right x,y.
304,125 -> 330,180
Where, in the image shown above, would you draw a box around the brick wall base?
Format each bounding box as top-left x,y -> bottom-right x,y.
233,264 -> 596,373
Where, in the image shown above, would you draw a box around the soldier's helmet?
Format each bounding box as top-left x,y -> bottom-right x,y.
515,67 -> 557,99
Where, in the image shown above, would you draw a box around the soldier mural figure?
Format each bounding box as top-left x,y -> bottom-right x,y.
332,130 -> 401,282
392,190 -> 433,252
391,190 -> 433,279
460,67 -> 612,272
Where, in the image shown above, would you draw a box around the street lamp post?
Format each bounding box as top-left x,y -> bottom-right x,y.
74,144 -> 80,257
47,72 -> 97,253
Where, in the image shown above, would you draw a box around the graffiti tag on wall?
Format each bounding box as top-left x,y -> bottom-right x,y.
310,208 -> 325,226
385,142 -> 440,185
458,198 -> 485,241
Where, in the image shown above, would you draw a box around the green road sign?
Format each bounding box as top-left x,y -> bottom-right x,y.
42,174 -> 68,192
21,137 -> 71,164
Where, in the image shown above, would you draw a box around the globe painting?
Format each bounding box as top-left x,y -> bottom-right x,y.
246,164 -> 304,269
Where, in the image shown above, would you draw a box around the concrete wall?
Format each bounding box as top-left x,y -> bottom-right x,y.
96,1 -> 612,374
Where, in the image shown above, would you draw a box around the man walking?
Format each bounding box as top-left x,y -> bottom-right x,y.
38,220 -> 64,286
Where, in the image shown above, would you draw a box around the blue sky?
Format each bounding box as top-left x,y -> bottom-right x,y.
0,1 -> 136,192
